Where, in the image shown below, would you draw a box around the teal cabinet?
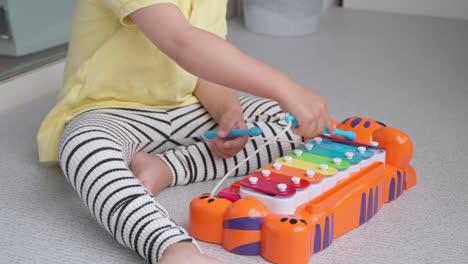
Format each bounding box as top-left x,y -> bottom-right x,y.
0,0 -> 76,56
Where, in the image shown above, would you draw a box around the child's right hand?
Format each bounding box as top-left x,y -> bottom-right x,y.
278,85 -> 335,138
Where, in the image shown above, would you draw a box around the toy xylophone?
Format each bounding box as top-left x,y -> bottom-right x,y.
190,116 -> 416,264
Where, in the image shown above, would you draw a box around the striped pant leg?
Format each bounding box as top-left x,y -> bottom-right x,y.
58,108 -> 194,263
159,96 -> 302,186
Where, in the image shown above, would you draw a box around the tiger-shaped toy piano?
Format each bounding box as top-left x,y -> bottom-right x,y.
189,117 -> 416,264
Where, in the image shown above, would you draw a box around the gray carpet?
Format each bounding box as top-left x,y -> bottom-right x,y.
1,8 -> 468,264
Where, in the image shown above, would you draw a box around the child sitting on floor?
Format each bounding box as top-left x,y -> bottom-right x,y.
37,1 -> 333,263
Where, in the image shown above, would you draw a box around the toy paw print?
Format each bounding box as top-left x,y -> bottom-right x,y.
261,214 -> 311,264
189,193 -> 232,244
198,193 -> 223,203
280,215 -> 308,226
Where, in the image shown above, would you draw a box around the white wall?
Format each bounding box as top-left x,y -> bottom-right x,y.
344,0 -> 468,20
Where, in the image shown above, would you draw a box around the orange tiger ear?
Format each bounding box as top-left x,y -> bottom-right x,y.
373,127 -> 413,169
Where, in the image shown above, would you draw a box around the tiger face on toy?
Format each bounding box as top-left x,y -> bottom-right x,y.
336,117 -> 386,145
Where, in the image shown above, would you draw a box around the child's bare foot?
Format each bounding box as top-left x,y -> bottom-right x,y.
159,242 -> 223,264
129,152 -> 173,195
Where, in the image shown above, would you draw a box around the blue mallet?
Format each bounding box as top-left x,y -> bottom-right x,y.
202,127 -> 263,140
285,115 -> 357,140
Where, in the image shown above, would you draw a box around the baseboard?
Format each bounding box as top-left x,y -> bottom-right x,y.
0,60 -> 64,113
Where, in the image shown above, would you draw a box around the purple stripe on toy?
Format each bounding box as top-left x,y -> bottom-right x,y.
320,135 -> 385,150
323,216 -> 330,249
374,186 -> 379,215
389,178 -> 396,201
397,171 -> 402,197
404,171 -> 407,188
367,188 -> 374,220
360,192 -> 366,224
224,217 -> 264,230
331,214 -> 335,242
351,118 -> 362,128
231,242 -> 261,255
314,224 -> 322,253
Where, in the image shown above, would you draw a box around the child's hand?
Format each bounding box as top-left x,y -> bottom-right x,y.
210,111 -> 248,159
160,241 -> 223,264
279,86 -> 335,138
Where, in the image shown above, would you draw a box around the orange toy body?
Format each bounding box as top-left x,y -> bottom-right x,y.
190,117 -> 416,264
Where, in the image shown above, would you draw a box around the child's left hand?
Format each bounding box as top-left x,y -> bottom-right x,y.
210,111 -> 248,159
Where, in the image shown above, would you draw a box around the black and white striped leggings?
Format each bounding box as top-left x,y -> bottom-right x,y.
58,96 -> 301,263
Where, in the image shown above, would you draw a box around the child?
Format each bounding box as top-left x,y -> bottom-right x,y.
37,1 -> 333,263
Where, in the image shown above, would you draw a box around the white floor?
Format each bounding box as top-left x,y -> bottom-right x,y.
1,8 -> 467,264
0,60 -> 64,113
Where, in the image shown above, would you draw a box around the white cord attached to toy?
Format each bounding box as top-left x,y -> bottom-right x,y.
210,120 -> 295,196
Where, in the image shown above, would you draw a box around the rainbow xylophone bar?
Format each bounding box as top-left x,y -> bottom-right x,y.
189,117 -> 416,264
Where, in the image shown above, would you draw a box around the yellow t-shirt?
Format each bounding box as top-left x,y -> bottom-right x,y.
37,0 -> 227,162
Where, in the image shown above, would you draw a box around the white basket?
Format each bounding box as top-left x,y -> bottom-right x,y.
243,0 -> 323,36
